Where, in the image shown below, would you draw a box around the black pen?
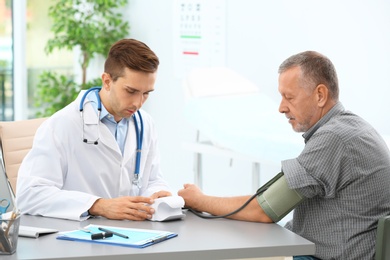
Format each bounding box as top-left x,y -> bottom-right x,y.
98,227 -> 129,239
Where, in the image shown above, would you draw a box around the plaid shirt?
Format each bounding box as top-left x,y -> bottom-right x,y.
282,102 -> 390,260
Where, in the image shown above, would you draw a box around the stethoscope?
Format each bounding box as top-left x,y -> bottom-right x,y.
79,87 -> 144,187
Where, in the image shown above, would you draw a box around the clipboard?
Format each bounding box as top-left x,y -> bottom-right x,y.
56,224 -> 177,248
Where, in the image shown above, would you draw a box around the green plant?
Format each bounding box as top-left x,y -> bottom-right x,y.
34,72 -> 102,117
35,0 -> 129,117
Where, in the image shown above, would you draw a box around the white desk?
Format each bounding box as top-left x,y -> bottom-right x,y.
3,212 -> 315,260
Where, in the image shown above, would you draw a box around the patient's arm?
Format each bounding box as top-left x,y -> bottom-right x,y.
178,184 -> 273,223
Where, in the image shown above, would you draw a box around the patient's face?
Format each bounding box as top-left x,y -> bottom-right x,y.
278,66 -> 322,133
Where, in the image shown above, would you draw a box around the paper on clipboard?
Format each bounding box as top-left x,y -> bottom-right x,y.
56,224 -> 177,248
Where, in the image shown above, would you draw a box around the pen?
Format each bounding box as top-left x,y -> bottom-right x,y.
150,234 -> 170,244
98,227 -> 129,239
91,232 -> 113,240
0,226 -> 12,252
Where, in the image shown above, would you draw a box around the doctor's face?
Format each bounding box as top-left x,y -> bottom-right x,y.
278,66 -> 322,133
101,67 -> 156,122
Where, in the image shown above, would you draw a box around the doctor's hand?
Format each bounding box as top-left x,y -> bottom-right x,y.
88,196 -> 156,221
178,184 -> 204,211
150,190 -> 172,200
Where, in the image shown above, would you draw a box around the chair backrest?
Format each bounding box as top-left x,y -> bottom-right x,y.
375,215 -> 390,260
0,117 -> 47,194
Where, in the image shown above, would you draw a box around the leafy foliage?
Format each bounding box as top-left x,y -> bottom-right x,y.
35,0 -> 129,117
34,71 -> 102,117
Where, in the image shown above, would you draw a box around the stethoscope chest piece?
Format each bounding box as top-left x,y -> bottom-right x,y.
132,175 -> 142,189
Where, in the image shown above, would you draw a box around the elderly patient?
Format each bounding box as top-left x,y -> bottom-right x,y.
179,50 -> 390,260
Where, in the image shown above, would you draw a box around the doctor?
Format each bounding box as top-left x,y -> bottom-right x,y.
16,38 -> 172,221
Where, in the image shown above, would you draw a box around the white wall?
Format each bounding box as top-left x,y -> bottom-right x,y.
125,0 -> 200,194
90,0 -> 390,197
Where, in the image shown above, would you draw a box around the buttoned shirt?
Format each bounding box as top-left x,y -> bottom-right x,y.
282,102 -> 390,260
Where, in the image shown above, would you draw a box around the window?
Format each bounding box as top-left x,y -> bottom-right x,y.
0,0 -> 74,121
0,0 -> 13,121
26,0 -> 74,118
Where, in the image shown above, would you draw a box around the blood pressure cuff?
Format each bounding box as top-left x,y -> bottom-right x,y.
256,172 -> 305,223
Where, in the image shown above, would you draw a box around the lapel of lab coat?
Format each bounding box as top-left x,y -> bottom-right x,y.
83,106 -> 137,165
77,90 -> 138,164
81,99 -> 120,155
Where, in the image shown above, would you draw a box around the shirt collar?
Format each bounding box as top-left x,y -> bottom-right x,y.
302,102 -> 344,142
85,88 -> 129,123
100,104 -> 111,121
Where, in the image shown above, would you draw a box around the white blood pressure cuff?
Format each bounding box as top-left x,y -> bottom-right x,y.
256,172 -> 305,223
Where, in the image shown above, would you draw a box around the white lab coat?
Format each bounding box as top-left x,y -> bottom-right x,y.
16,91 -> 171,221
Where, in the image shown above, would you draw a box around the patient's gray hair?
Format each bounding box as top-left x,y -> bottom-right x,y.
278,51 -> 339,100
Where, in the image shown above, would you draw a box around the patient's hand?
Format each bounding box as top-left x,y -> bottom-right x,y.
178,184 -> 204,211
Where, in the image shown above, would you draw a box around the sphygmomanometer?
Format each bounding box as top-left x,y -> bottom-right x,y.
189,172 -> 305,222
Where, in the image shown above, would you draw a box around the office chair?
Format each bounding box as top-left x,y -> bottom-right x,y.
375,215 -> 390,260
0,117 -> 47,194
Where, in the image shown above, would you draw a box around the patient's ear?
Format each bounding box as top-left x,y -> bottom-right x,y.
315,84 -> 328,108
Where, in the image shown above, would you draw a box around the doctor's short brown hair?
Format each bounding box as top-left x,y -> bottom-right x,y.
104,38 -> 160,81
